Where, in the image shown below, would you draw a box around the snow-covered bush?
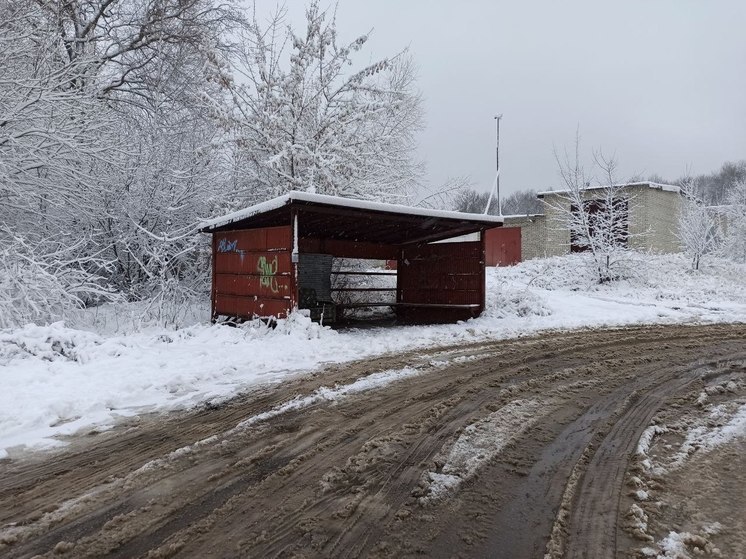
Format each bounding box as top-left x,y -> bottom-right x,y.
549,136 -> 642,283
485,284 -> 551,319
0,232 -> 114,329
0,322 -> 104,364
720,179 -> 746,263
677,180 -> 720,270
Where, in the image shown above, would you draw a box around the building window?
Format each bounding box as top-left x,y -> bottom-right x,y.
570,198 -> 629,252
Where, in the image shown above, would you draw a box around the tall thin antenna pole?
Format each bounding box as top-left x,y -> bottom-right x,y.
495,114 -> 502,216
484,114 -> 503,215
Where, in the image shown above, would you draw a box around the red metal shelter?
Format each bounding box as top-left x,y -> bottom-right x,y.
201,192 -> 503,324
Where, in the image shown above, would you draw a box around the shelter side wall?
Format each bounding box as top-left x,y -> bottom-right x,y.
212,226 -> 293,319
397,241 -> 484,323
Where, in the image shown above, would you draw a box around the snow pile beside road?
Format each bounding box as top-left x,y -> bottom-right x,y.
0,322 -> 105,364
1,253 -> 745,456
483,284 -> 551,319
643,530 -> 722,559
0,313 -> 341,454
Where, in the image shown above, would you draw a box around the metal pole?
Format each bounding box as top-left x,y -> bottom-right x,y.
483,114 -> 502,215
495,114 -> 502,216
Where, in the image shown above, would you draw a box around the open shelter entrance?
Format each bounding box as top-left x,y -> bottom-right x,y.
201,192 -> 503,324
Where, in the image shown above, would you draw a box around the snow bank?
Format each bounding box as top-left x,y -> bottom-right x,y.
1,253 -> 744,456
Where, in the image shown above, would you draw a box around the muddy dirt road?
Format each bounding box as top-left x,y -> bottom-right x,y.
1,323 -> 744,558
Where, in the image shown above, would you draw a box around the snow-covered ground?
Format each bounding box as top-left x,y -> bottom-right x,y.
1,253 -> 744,457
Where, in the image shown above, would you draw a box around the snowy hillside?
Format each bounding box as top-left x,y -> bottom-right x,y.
1,253 -> 744,458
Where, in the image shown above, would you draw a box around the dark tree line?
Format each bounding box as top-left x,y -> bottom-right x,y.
454,189 -> 544,215
455,159 -> 746,217
644,160 -> 746,206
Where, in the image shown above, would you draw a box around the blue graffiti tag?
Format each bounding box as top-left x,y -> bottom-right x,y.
217,238 -> 238,253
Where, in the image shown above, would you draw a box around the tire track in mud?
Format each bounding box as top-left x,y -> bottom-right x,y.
562,369 -> 717,559
543,356 -> 742,559
0,323 -> 744,559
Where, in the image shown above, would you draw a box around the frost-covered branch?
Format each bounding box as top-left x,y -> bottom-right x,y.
226,1 -> 423,206
677,178 -> 720,270
547,132 -> 640,283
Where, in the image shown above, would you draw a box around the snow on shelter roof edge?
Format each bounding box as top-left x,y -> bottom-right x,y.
200,191 -> 505,232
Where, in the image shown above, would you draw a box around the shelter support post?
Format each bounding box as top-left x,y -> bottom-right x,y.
290,209 -> 299,312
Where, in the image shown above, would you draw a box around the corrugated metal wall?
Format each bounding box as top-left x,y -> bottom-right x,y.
212,226 -> 294,320
397,241 -> 484,323
484,227 -> 521,266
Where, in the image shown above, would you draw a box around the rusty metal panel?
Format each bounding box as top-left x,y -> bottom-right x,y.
265,226 -> 293,251
485,227 -> 521,266
214,226 -> 292,253
214,273 -> 292,298
397,241 -> 484,323
215,252 -> 292,275
211,225 -> 294,320
214,294 -> 291,319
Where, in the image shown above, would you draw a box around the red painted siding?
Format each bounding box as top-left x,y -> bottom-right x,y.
212,226 -> 293,320
397,241 -> 484,323
485,227 -> 521,266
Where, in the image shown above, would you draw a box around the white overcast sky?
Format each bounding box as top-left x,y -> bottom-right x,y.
254,1 -> 746,197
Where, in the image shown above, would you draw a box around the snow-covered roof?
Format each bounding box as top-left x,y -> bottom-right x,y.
536,181 -> 680,197
201,191 -> 504,232
501,213 -> 545,219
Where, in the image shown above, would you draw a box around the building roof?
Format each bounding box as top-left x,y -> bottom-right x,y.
536,181 -> 680,197
201,191 -> 503,245
502,213 -> 545,219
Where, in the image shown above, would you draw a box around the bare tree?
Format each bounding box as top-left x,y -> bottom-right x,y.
548,133 -> 638,283
502,190 -> 544,215
453,187 -> 543,215
417,177 -> 474,211
454,189 -> 495,214
719,179 -> 746,262
676,178 -> 720,270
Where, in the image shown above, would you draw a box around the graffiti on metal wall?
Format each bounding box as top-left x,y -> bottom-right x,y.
217,238 -> 238,253
257,255 -> 279,293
